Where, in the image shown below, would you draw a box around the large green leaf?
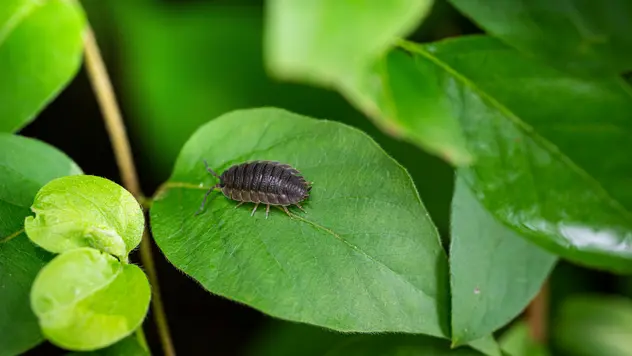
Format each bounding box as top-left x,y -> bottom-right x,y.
264,0 -> 432,87
553,295 -> 632,356
324,334 -> 483,355
450,175 -> 557,345
30,247 -> 151,351
387,35 -> 632,272
0,0 -> 86,133
449,0 -> 632,76
25,175 -> 145,261
264,0 -> 474,167
150,107 -> 449,335
0,133 -> 82,356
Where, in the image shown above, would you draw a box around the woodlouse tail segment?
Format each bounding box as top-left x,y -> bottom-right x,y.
203,159 -> 221,179
194,183 -> 221,216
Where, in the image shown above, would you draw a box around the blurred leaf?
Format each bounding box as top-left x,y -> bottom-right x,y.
499,321 -> 550,356
449,0 -> 632,76
66,333 -> 150,356
393,35 -> 632,273
150,107 -> 449,335
0,133 -> 82,356
30,247 -> 151,351
24,175 -> 144,260
247,320 -> 347,356
467,335 -> 502,356
0,0 -> 86,133
324,334 -> 483,355
554,295 -> 632,356
450,174 -> 556,344
264,0 -> 432,87
344,47 -> 473,166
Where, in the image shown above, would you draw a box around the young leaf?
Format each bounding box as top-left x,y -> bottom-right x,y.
66,333 -> 150,356
150,107 -> 449,336
467,335 -> 502,356
0,0 -> 86,133
324,334 -> 483,355
499,321 -> 550,356
0,133 -> 82,356
391,35 -> 632,273
264,0 -> 433,88
449,0 -> 632,76
450,174 -> 557,345
553,295 -> 632,356
30,248 -> 151,351
25,175 -> 145,260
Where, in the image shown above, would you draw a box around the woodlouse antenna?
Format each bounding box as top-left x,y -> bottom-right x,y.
203,159 -> 221,179
195,183 -> 220,216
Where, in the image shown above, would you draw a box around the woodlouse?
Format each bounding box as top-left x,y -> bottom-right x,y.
195,160 -> 312,218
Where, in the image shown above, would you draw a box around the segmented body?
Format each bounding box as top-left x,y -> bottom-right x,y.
196,160 -> 311,218
220,161 -> 310,205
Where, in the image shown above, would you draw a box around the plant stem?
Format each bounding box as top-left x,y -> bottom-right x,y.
83,27 -> 176,356
526,280 -> 549,344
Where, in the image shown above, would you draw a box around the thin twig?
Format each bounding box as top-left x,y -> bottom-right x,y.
83,27 -> 176,356
526,280 -> 549,344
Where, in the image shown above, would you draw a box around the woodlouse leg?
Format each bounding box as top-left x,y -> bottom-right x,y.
234,201 -> 245,209
195,184 -> 220,216
203,159 -> 221,179
265,204 -> 270,219
281,206 -> 292,217
294,203 -> 306,214
251,203 -> 259,217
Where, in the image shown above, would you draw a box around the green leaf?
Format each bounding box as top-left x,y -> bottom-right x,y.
150,107 -> 449,335
343,47 -> 473,166
25,175 -> 145,260
394,35 -> 632,273
449,0 -> 632,76
324,334 -> 483,355
264,0 -> 433,87
467,335 -> 502,356
30,247 -> 151,351
499,321 -> 550,356
66,333 -> 150,356
0,133 -> 82,356
0,0 -> 86,133
553,295 -> 632,356
247,320 -> 348,356
450,175 -> 557,344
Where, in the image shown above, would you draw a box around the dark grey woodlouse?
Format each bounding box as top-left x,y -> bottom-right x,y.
195,160 -> 312,218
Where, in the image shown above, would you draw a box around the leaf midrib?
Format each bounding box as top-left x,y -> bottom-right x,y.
0,0 -> 41,47
399,40 -> 632,220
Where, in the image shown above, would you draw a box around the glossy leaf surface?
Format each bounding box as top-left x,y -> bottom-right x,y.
150,107 -> 449,335
30,248 -> 151,351
449,0 -> 632,76
264,0 -> 432,87
0,133 -> 81,356
554,295 -> 632,356
25,175 -> 144,260
393,35 -> 632,272
0,0 -> 85,132
345,48 -> 472,166
450,175 -> 557,344
324,334 -> 483,355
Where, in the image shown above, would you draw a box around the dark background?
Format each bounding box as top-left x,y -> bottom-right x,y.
19,0 -> 622,355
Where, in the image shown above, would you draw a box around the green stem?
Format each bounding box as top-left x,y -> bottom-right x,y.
83,26 -> 176,356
